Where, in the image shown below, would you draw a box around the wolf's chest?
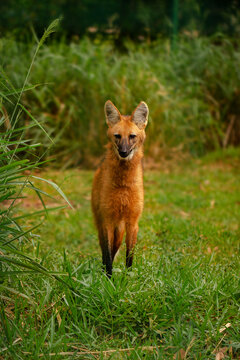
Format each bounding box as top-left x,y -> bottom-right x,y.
104,184 -> 143,219
111,186 -> 132,208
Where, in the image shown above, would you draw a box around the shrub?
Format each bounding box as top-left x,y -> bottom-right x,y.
0,19 -> 70,295
1,35 -> 239,166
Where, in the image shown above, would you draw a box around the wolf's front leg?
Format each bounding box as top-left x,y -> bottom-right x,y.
125,223 -> 139,268
100,226 -> 114,277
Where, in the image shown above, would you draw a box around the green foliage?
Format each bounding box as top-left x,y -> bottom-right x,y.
1,35 -> 240,166
0,0 -> 240,39
0,21 -> 239,358
0,156 -> 239,358
0,19 -> 74,331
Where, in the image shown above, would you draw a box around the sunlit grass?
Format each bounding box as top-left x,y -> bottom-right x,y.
1,153 -> 239,359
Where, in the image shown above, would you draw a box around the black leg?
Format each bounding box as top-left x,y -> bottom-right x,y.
102,242 -> 112,277
126,248 -> 134,268
125,223 -> 138,269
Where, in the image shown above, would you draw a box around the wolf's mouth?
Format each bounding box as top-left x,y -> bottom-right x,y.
118,148 -> 134,159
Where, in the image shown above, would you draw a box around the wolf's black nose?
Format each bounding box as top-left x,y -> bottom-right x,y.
119,151 -> 128,158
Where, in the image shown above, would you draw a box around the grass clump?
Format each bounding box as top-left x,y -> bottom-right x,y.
0,19 -> 75,357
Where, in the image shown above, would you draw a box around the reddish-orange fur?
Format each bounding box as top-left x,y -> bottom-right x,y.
91,101 -> 148,276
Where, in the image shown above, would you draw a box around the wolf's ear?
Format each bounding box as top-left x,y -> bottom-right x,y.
104,100 -> 121,127
132,101 -> 149,129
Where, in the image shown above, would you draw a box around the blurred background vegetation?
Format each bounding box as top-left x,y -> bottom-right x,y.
1,0 -> 240,167
1,0 -> 240,39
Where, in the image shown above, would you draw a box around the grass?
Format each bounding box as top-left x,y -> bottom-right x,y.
0,20 -> 78,358
1,20 -> 240,359
0,19 -> 71,286
0,18 -> 62,283
1,151 -> 239,359
1,35 -> 240,166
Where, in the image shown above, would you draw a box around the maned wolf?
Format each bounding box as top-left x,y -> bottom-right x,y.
91,100 -> 149,276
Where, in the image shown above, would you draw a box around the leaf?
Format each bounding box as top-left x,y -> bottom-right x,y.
210,199 -> 215,208
207,246 -> 212,254
31,176 -> 73,209
215,351 -> 225,360
219,323 -> 231,333
2,84 -> 42,97
18,104 -> 54,143
2,222 -> 42,246
179,210 -> 190,218
55,308 -> 62,327
173,349 -> 186,359
0,285 -> 36,305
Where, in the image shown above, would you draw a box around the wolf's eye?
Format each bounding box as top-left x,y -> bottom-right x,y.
129,134 -> 136,139
114,134 -> 121,139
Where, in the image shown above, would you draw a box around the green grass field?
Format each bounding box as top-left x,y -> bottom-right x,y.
1,20 -> 240,360
1,152 -> 239,359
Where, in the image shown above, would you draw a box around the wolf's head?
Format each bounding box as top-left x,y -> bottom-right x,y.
105,100 -> 149,160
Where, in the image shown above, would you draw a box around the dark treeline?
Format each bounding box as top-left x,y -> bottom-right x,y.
0,0 -> 240,40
